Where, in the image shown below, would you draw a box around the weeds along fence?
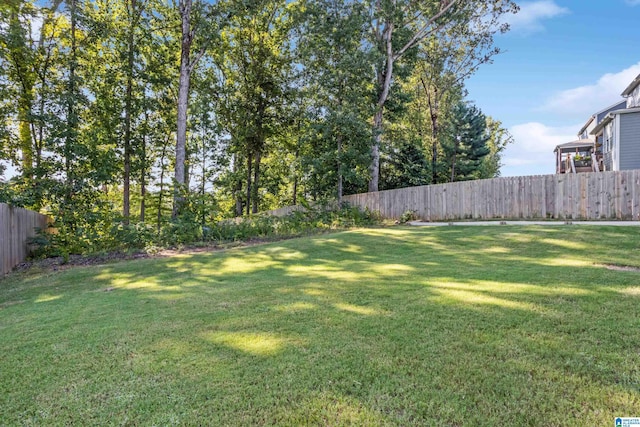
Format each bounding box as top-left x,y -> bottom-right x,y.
267,171 -> 640,221
1,204 -> 51,275
342,171 -> 640,221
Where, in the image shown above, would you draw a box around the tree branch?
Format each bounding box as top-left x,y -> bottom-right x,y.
394,0 -> 458,60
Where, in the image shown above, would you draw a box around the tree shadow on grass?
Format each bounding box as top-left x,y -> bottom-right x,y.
1,226 -> 640,424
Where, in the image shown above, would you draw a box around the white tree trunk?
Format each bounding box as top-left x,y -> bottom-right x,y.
369,22 -> 394,193
173,0 -> 193,218
369,109 -> 383,192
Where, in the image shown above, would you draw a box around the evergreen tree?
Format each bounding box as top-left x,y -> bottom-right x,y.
444,101 -> 490,182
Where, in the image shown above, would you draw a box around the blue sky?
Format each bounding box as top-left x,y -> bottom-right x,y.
466,0 -> 640,177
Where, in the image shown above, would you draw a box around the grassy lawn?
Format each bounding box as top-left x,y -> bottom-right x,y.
1,226 -> 640,425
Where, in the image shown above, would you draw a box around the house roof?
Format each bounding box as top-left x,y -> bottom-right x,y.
578,100 -> 627,136
591,114 -> 614,136
554,140 -> 595,154
622,73 -> 640,97
590,106 -> 640,135
594,100 -> 627,117
578,116 -> 595,136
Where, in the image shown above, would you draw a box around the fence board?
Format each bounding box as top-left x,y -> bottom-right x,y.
339,171 -> 640,221
264,171 -> 640,223
1,203 -> 50,275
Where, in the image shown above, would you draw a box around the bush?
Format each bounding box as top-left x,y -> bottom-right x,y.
28,202 -> 381,260
399,210 -> 419,223
158,213 -> 203,246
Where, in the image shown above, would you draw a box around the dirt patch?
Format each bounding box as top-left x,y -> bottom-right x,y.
12,252 -> 149,273
603,264 -> 640,272
6,235 -> 304,277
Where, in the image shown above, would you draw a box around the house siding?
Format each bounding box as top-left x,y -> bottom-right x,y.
628,84 -> 640,108
603,121 -> 614,170
619,112 -> 640,170
604,152 -> 613,171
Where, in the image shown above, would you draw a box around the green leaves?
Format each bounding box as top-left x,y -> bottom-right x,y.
0,0 -> 518,255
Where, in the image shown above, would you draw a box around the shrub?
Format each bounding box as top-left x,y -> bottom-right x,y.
28,202 -> 380,260
399,209 -> 419,223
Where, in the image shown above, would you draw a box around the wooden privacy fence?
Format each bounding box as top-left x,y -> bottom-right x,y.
0,203 -> 50,275
266,171 -> 640,221
342,171 -> 640,221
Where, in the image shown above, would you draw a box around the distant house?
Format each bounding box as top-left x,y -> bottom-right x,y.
591,74 -> 640,171
555,73 -> 640,173
577,100 -> 627,141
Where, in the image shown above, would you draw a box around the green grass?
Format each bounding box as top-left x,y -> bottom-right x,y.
1,226 -> 640,425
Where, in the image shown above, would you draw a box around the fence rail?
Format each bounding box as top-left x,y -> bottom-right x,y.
267,171 -> 640,221
1,204 -> 51,275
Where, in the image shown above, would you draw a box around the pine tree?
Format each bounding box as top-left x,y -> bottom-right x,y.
445,101 -> 490,182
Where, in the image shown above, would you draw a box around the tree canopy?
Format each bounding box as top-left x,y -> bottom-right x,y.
0,0 -> 517,251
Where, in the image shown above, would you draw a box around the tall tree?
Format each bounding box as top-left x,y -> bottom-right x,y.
418,15 -> 509,184
444,100 -> 490,182
217,0 -> 294,215
174,0 -> 212,217
0,0 -> 64,197
4,1 -> 36,178
121,0 -> 148,223
478,116 -> 512,179
298,0 -> 373,202
61,0 -> 81,203
365,0 -> 517,192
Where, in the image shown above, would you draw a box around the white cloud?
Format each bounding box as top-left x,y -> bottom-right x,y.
505,1 -> 570,34
500,122 -> 578,176
541,62 -> 640,117
626,0 -> 640,6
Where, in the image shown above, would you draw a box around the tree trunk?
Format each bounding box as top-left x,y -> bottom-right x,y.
65,0 -> 78,203
252,151 -> 261,214
34,1 -> 61,186
246,153 -> 252,216
430,111 -> 439,184
369,109 -> 383,193
424,83 -> 440,185
8,9 -> 35,178
200,133 -> 206,226
35,54 -> 52,187
292,176 -> 298,206
450,137 -> 459,182
233,154 -> 243,217
123,0 -> 136,225
173,0 -> 193,218
369,22 -> 394,193
337,134 -> 343,204
140,111 -> 147,223
292,141 -> 299,205
18,100 -> 33,178
184,148 -> 190,189
157,137 -> 168,232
